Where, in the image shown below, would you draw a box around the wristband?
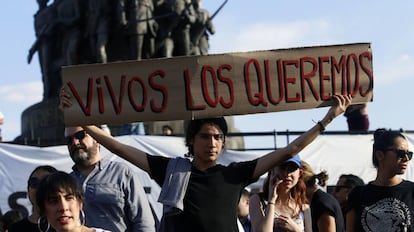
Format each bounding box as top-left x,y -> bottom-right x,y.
317,121 -> 325,132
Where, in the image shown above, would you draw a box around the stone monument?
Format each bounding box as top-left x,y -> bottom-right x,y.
16,0 -> 243,149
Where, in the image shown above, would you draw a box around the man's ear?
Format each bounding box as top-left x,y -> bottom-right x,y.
376,150 -> 385,162
93,139 -> 100,149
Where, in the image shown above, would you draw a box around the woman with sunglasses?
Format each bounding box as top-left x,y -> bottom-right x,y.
346,129 -> 414,232
9,165 -> 58,232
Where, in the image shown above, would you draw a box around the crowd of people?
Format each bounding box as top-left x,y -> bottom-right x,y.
0,91 -> 412,232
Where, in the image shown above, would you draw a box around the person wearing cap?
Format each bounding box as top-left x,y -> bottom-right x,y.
301,161 -> 345,232
249,154 -> 312,232
59,88 -> 352,232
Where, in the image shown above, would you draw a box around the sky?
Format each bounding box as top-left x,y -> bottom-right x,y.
1,1 -> 414,149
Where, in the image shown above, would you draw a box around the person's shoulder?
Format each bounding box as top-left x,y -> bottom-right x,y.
314,189 -> 336,202
402,180 -> 414,185
228,159 -> 258,167
90,228 -> 111,232
104,159 -> 138,176
302,203 -> 310,210
400,180 -> 414,188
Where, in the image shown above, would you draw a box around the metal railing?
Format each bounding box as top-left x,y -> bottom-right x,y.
226,129 -> 414,151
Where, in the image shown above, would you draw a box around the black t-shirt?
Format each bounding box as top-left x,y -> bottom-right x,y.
348,180 -> 414,232
147,155 -> 258,232
311,189 -> 345,232
9,217 -> 40,232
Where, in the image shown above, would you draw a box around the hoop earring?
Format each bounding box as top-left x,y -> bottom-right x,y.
37,216 -> 50,232
80,209 -> 86,226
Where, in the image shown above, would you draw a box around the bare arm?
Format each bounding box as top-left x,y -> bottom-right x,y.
252,95 -> 352,179
249,194 -> 274,232
317,212 -> 336,232
59,86 -> 151,173
346,209 -> 356,232
303,205 -> 312,232
83,125 -> 151,173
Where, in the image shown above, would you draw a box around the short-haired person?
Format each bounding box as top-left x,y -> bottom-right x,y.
238,189 -> 252,232
9,165 -> 58,232
60,87 -> 352,232
333,174 -> 364,227
64,127 -> 155,232
249,155 -> 312,232
301,161 -> 345,232
346,129 -> 414,232
36,171 -> 110,232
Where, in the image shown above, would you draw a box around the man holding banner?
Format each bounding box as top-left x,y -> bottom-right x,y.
60,87 -> 352,231
64,126 -> 156,232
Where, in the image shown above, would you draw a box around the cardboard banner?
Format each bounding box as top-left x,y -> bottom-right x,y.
62,43 -> 373,126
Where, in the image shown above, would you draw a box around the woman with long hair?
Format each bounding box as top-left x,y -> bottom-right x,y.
249,155 -> 312,232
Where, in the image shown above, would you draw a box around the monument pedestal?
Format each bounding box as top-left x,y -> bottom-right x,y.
14,98 -> 65,146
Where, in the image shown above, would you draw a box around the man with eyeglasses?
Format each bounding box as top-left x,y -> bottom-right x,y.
65,127 -> 155,232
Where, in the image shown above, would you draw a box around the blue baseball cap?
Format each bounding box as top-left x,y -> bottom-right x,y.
284,154 -> 302,167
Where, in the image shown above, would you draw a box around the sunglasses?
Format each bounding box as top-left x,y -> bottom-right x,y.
384,148 -> 413,161
334,185 -> 351,193
28,177 -> 41,189
66,130 -> 87,144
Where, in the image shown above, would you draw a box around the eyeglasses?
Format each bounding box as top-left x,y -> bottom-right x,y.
384,148 -> 413,161
28,177 -> 41,189
334,185 -> 351,193
66,130 -> 87,144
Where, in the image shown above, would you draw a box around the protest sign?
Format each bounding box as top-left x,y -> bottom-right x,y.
62,43 -> 373,125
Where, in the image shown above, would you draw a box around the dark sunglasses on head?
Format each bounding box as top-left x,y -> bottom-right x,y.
66,130 -> 87,144
384,148 -> 413,161
28,177 -> 41,189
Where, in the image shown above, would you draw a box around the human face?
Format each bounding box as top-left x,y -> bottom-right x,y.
334,177 -> 352,205
44,190 -> 83,232
382,137 -> 411,175
28,170 -> 54,207
65,127 -> 99,166
190,124 -> 224,167
272,162 -> 301,191
237,195 -> 249,219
